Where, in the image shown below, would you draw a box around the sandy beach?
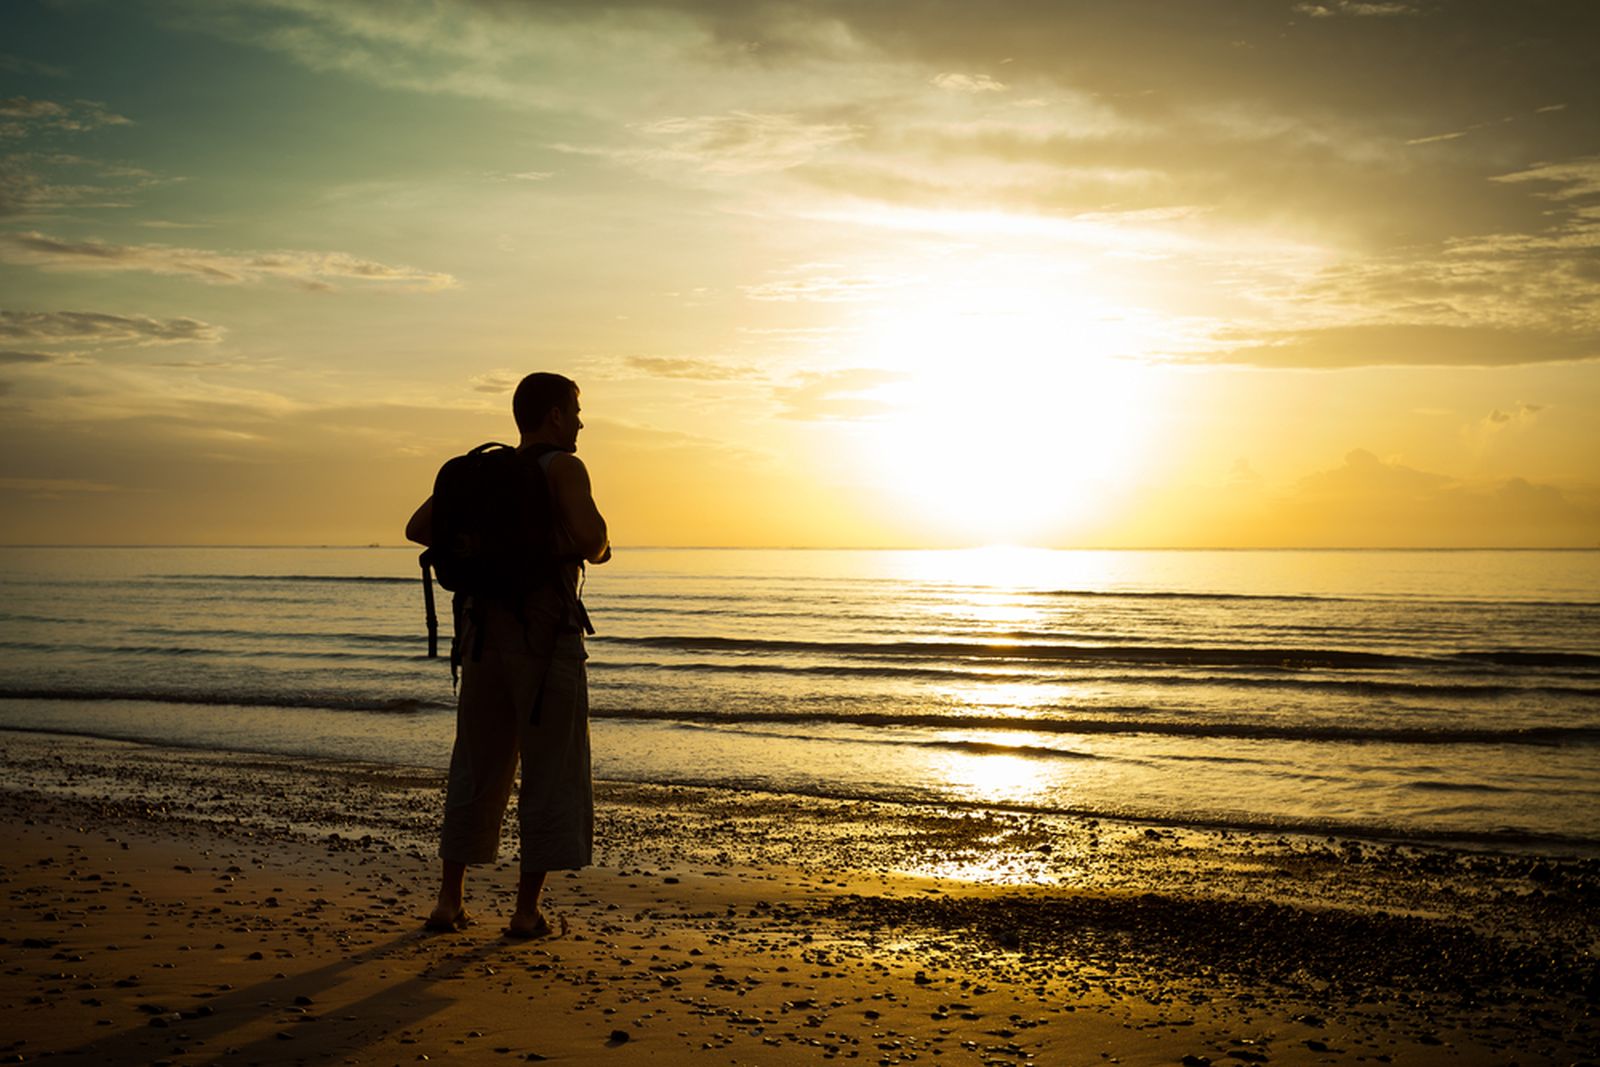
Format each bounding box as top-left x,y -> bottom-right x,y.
2,729 -> 1596,1066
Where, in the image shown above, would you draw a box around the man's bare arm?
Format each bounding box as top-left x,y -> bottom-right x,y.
546,454 -> 609,563
405,496 -> 433,547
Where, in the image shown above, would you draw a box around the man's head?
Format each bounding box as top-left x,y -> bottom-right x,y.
512,372 -> 582,451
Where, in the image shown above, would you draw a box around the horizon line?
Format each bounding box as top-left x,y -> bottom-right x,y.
1,543 -> 1597,552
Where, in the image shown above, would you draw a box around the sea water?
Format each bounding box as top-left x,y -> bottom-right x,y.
1,546 -> 1596,851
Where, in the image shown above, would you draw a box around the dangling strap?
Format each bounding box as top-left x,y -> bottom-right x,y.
448,595 -> 465,690
574,562 -> 595,635
447,595 -> 491,692
421,551 -> 438,659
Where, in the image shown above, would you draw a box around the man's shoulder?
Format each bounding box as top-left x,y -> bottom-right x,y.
541,451 -> 588,479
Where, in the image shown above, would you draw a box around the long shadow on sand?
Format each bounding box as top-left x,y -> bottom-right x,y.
50,927 -> 540,1065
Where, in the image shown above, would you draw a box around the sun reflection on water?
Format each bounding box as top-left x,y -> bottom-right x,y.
927,746 -> 1052,808
932,679 -> 1084,712
900,854 -> 1088,888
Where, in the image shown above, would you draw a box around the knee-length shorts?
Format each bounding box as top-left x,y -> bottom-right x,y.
438,604 -> 593,872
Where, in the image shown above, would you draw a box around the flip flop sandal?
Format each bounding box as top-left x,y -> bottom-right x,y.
423,908 -> 473,933
504,912 -> 566,941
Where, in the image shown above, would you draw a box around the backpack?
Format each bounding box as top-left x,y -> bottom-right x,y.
418,441 -> 572,681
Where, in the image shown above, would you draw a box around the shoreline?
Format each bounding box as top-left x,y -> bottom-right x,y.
4,713 -> 1595,861
4,730 -> 1598,1064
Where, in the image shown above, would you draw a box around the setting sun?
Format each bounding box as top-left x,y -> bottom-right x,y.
846,282 -> 1166,543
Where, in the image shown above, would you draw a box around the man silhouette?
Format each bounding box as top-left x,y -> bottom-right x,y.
406,372 -> 610,938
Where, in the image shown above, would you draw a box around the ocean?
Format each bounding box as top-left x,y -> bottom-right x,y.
1,546 -> 1597,853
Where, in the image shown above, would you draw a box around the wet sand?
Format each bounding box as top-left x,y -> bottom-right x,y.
2,730 -> 1596,1065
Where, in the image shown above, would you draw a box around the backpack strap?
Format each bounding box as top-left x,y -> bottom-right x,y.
535,447 -> 597,637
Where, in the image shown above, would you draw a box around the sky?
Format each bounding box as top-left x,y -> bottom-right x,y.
2,0 -> 1598,548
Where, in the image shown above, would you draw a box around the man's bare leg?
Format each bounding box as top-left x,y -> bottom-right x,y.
425,860 -> 470,930
506,870 -> 550,938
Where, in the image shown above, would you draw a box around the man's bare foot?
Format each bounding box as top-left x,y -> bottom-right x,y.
504,908 -> 556,940
423,903 -> 472,933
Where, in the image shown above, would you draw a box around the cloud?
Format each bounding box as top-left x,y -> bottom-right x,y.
1492,155 -> 1600,201
555,111 -> 860,177
773,368 -> 903,420
0,154 -> 166,218
1152,448 -> 1599,547
0,349 -> 56,364
144,358 -> 240,369
0,54 -> 68,78
740,264 -> 906,302
931,72 -> 1006,93
0,476 -> 134,494
1201,324 -> 1600,368
0,231 -> 458,291
626,357 -> 760,380
0,103 -> 172,217
737,325 -> 850,341
1484,401 -> 1544,428
1294,1 -> 1418,16
469,369 -> 520,393
1273,449 -> 1595,546
0,310 -> 224,346
0,97 -> 130,138
1294,448 -> 1449,498
1404,130 -> 1468,146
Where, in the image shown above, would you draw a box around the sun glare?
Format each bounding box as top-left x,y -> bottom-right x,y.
850,283 -> 1165,545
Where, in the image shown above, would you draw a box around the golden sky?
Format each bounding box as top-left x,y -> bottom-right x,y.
2,0 -> 1598,547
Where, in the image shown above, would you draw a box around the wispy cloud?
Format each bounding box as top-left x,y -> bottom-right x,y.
1292,2 -> 1419,17
0,476 -> 138,494
0,231 -> 458,291
556,111 -> 860,177
626,357 -> 761,380
1492,156 -> 1600,201
1199,324 -> 1599,369
0,54 -> 69,78
773,368 -> 903,420
0,98 -> 169,218
0,97 -> 130,138
931,72 -> 1006,93
1404,130 -> 1468,146
0,348 -> 58,364
0,310 -> 224,345
0,154 -> 167,218
741,264 -> 905,303
1484,401 -> 1545,427
469,369 -> 520,393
